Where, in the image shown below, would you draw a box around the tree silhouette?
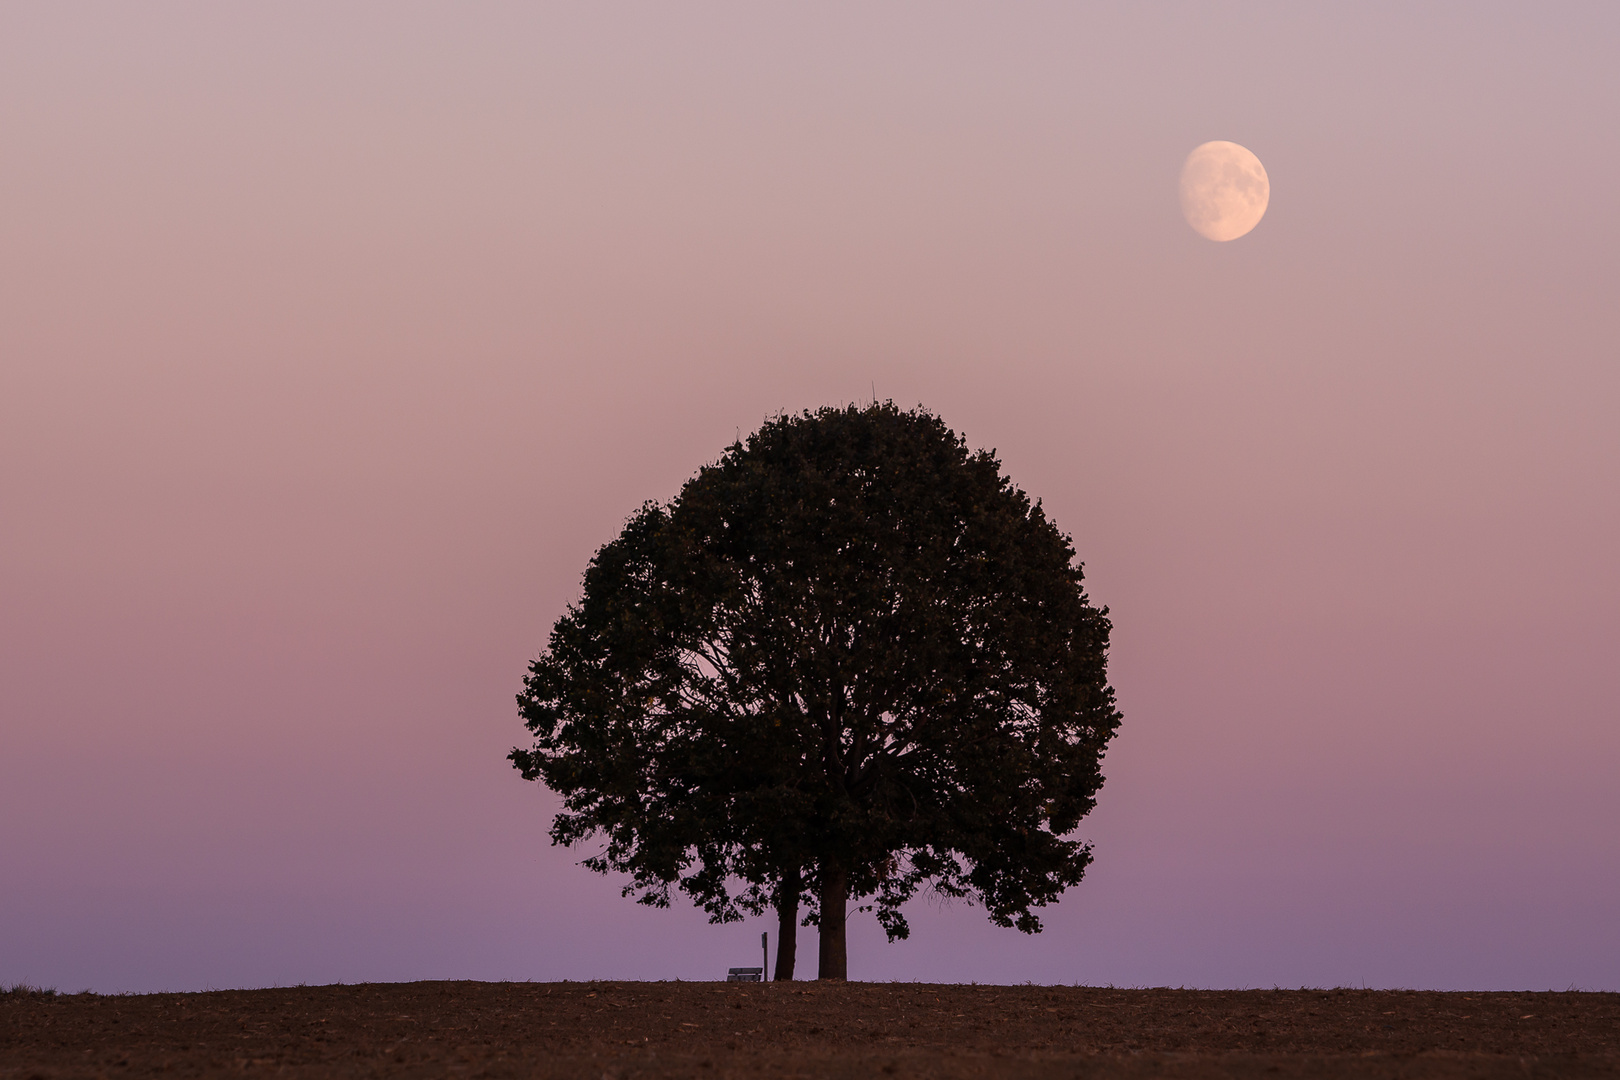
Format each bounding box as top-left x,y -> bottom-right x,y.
512,403 -> 1120,979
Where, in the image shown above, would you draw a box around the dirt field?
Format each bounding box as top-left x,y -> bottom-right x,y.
4,981 -> 1617,1079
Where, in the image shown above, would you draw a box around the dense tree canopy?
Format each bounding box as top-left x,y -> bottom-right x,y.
512,403 -> 1120,978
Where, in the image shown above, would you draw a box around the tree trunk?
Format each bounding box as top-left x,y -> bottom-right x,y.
816,861 -> 849,980
773,867 -> 800,981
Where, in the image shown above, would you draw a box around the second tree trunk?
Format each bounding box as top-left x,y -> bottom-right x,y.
816,862 -> 849,980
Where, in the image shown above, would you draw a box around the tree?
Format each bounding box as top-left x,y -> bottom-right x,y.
511,402 -> 1120,979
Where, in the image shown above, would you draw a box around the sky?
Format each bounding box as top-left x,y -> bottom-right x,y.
3,2 -> 1617,994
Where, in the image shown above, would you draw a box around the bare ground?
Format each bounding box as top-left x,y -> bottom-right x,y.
4,981 -> 1617,1079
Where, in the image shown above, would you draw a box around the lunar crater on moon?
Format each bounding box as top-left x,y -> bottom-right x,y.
1180,141 -> 1269,241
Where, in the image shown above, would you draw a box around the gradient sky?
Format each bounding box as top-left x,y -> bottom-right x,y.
3,3 -> 1617,994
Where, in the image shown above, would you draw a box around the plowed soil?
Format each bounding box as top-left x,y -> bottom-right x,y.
4,981 -> 1616,1079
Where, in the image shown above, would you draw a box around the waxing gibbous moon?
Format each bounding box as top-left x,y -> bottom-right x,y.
1180,141 -> 1269,241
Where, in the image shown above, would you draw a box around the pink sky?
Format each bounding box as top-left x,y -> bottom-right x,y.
3,3 -> 1617,992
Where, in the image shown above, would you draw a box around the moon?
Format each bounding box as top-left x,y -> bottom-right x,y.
1180,141 -> 1269,241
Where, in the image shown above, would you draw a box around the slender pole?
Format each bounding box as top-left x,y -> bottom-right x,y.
761,932 -> 768,983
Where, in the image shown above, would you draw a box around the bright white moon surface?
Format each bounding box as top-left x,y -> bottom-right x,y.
1179,141 -> 1270,242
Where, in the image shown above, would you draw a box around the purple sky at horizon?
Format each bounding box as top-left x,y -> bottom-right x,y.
3,3 -> 1618,993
